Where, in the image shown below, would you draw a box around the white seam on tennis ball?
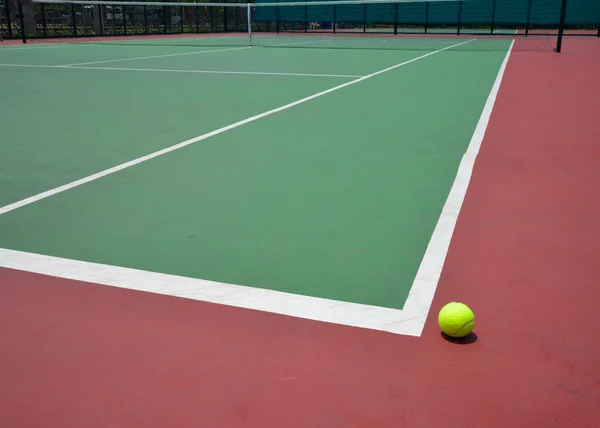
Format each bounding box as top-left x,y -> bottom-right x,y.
448,320 -> 474,336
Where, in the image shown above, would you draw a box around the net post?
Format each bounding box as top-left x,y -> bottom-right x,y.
393,2 -> 398,35
247,3 -> 252,46
16,0 -> 26,43
490,0 -> 496,35
555,0 -> 568,53
456,0 -> 462,36
424,2 -> 429,34
525,0 -> 532,36
71,3 -> 77,36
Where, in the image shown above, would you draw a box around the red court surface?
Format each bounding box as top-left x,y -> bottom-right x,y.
1,37 -> 600,427
1,39 -> 23,46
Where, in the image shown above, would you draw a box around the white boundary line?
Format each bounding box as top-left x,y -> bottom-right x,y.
0,63 -> 361,78
400,40 -> 515,335
0,38 -> 513,336
58,46 -> 250,66
0,247 -> 432,334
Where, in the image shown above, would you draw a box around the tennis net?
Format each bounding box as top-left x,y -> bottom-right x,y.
13,0 -> 582,51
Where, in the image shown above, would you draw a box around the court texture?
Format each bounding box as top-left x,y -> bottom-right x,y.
1,7 -> 600,428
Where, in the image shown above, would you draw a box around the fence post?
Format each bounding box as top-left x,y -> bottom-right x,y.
123,5 -> 127,35
71,3 -> 77,36
275,0 -> 279,33
525,0 -> 532,36
112,5 -> 116,35
490,0 -> 496,35
144,5 -> 149,34
555,0 -> 568,53
456,0 -> 462,35
393,2 -> 398,35
304,3 -> 307,32
424,2 -> 429,34
180,5 -> 183,33
41,3 -> 47,37
362,3 -> 366,33
98,4 -> 104,35
16,0 -> 26,42
332,3 -> 336,34
4,0 -> 13,39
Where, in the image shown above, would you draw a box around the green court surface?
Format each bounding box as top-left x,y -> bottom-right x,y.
0,40 -> 508,310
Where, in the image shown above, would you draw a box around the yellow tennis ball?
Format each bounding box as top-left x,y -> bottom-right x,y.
438,302 -> 475,338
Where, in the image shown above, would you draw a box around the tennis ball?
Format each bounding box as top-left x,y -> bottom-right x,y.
438,302 -> 475,338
